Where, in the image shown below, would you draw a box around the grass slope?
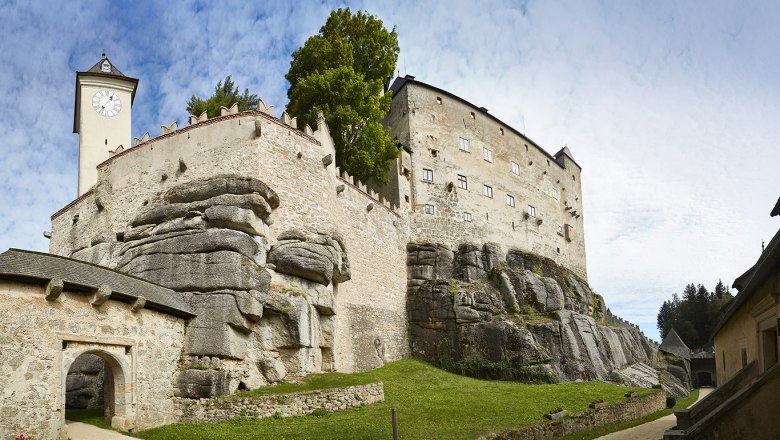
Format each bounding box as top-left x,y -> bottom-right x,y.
132,358 -> 653,440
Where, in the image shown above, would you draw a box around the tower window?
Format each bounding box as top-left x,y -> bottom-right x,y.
424,204 -> 435,215
483,185 -> 493,198
422,168 -> 433,182
101,60 -> 111,73
552,188 -> 559,200
470,111 -> 475,119
506,194 -> 515,207
457,174 -> 468,190
459,137 -> 470,152
483,148 -> 493,163
500,127 -> 505,135
463,212 -> 472,222
527,205 -> 536,217
436,97 -> 442,105
511,161 -> 520,175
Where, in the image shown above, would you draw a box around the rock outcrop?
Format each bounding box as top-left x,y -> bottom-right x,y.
407,242 -> 688,395
115,175 -> 350,397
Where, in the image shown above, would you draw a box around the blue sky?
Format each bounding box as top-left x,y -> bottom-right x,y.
1,0 -> 778,341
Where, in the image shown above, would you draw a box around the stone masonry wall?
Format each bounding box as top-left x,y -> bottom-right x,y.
49,111 -> 410,385
0,281 -> 186,439
386,82 -> 588,280
174,382 -> 384,423
479,390 -> 666,440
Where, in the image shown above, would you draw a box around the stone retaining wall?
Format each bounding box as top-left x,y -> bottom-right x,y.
479,390 -> 666,440
175,382 -> 384,423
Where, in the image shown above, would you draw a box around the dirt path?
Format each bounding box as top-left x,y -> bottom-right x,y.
64,420 -> 137,440
594,388 -> 712,440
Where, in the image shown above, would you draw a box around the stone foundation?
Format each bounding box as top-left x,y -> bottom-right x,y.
479,390 -> 666,440
174,382 -> 384,423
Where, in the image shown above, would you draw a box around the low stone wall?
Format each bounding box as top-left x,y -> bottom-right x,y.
479,390 -> 666,440
175,382 -> 384,423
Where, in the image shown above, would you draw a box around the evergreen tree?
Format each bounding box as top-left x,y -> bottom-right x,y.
657,281 -> 733,348
186,76 -> 258,119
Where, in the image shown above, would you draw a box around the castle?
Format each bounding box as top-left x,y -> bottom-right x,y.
0,56 -> 663,439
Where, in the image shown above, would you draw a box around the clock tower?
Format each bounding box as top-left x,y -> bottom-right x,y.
74,54 -> 138,196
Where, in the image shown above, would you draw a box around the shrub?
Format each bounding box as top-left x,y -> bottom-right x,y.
311,408 -> 328,417
666,396 -> 676,408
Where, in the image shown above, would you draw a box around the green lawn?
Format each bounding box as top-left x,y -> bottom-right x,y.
132,358 -> 655,440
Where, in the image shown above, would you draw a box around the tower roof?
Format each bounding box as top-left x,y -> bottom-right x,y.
659,328 -> 691,359
85,53 -> 126,76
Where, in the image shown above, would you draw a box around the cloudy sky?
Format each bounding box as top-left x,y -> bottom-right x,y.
1,0 -> 778,340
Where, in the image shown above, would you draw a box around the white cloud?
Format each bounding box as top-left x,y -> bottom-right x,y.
0,0 -> 777,341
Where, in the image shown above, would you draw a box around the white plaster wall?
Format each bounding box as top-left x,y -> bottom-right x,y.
0,281 -> 186,439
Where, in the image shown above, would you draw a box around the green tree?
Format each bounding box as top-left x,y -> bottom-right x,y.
285,8 -> 400,184
657,281 -> 733,348
187,75 -> 258,119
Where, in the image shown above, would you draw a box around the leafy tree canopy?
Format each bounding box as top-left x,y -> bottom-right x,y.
187,75 -> 258,119
285,8 -> 400,184
657,280 -> 733,349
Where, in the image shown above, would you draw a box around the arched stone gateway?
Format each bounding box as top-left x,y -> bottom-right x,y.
62,342 -> 135,431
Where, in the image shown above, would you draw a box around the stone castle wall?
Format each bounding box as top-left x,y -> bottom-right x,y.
49,110 -> 410,386
0,281 -> 186,439
384,81 -> 588,280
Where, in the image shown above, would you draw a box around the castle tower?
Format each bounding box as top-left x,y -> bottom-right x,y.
73,54 -> 138,196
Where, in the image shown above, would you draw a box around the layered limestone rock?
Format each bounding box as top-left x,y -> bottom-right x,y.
65,354 -> 105,410
407,242 -> 688,396
115,176 -> 350,397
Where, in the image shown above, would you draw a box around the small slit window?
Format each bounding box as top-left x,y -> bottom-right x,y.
552,188 -> 559,200
483,185 -> 493,198
470,111 -> 475,119
500,127 -> 504,135
436,96 -> 442,105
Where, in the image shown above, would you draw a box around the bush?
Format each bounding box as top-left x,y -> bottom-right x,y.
666,396 -> 676,408
311,408 -> 328,417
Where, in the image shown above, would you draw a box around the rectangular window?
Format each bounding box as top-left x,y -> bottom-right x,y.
463,212 -> 472,222
552,188 -> 559,200
459,137 -> 470,152
457,174 -> 468,189
436,96 -> 442,105
511,161 -> 520,175
470,111 -> 475,119
557,224 -> 564,236
483,147 -> 493,162
422,168 -> 433,182
506,194 -> 515,207
500,127 -> 505,135
424,204 -> 435,215
528,205 -> 536,217
483,185 -> 493,198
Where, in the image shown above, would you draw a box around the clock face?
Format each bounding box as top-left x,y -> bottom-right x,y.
92,90 -> 122,117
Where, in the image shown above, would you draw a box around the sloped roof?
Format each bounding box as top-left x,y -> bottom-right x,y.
86,54 -> 126,76
0,248 -> 195,318
387,75 -> 582,171
771,196 -> 780,217
660,328 -> 691,359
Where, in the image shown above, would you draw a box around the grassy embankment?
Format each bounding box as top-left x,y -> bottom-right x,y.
124,358 -> 655,440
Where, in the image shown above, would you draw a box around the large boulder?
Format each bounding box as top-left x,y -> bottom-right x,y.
268,230 -> 351,285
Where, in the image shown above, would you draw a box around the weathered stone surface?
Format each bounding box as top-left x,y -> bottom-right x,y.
175,369 -> 230,399
203,205 -> 266,237
268,231 -> 351,285
163,175 -> 280,209
406,242 -> 688,394
65,354 -> 105,410
258,357 -> 286,383
121,251 -> 270,293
